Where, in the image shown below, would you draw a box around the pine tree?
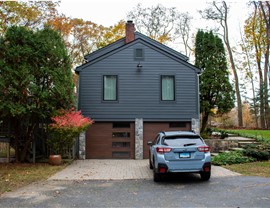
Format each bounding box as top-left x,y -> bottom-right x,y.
195,30 -> 235,132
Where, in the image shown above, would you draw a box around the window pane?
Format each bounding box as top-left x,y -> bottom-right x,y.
163,136 -> 203,146
162,76 -> 174,100
113,122 -> 131,128
112,142 -> 130,148
104,75 -> 117,100
112,132 -> 130,138
112,152 -> 130,158
136,49 -> 143,58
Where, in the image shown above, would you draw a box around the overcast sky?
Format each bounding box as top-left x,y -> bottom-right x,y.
58,0 -> 250,50
58,0 -> 249,27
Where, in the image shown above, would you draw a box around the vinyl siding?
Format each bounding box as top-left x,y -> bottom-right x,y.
78,42 -> 199,121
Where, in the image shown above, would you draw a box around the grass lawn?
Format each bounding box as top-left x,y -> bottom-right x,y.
224,161 -> 270,178
0,162 -> 69,195
224,129 -> 270,141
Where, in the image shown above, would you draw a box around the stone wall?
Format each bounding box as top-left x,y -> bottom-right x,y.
78,132 -> 86,159
205,139 -> 238,153
135,118 -> 143,159
192,118 -> 200,134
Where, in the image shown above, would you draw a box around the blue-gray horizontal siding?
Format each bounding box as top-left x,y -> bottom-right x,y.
78,42 -> 199,121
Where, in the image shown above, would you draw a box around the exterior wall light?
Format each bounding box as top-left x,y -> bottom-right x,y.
137,63 -> 143,71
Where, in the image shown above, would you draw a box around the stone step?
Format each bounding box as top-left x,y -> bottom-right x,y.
211,153 -> 219,157
224,137 -> 256,142
229,147 -> 244,151
238,141 -> 260,148
227,133 -> 240,137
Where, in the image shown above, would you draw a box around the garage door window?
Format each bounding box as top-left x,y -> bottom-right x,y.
112,152 -> 130,158
113,122 -> 130,128
112,142 -> 130,148
112,132 -> 130,138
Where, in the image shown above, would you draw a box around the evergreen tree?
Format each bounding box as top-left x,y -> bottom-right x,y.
0,26 -> 75,162
195,30 -> 235,132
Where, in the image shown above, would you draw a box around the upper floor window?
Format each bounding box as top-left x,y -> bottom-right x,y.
103,75 -> 117,101
161,75 -> 175,101
134,48 -> 144,61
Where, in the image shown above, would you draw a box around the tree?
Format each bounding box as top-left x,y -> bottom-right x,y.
200,1 -> 243,127
244,1 -> 270,128
175,12 -> 193,57
0,26 -> 74,162
0,1 -> 59,36
127,4 -> 178,44
195,30 -> 234,132
238,27 -> 259,128
96,20 -> 126,48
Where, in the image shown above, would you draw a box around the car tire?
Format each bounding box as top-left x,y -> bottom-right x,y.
149,154 -> 153,169
200,171 -> 211,181
153,170 -> 161,182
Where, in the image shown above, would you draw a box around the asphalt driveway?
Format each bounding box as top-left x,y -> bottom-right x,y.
0,160 -> 269,207
1,175 -> 270,207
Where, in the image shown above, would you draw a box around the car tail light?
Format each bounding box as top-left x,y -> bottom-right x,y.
159,167 -> 167,173
203,162 -> 211,172
156,147 -> 172,154
198,146 -> 210,153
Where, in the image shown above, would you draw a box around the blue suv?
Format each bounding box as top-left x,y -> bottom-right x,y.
148,131 -> 211,182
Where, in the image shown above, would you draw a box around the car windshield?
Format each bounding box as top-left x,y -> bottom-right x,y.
162,135 -> 203,147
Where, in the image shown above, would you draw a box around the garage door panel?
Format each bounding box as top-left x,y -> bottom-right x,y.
143,122 -> 191,159
86,122 -> 135,159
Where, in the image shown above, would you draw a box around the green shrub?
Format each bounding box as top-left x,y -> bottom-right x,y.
201,132 -> 210,140
243,143 -> 270,161
212,151 -> 256,166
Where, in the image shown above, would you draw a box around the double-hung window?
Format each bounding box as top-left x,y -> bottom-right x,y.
161,75 -> 175,101
103,75 -> 117,101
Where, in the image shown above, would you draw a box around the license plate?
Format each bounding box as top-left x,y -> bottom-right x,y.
179,152 -> 190,158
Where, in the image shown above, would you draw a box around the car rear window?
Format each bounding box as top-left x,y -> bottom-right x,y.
162,135 -> 204,146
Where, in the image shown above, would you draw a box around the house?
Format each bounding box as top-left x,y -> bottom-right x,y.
75,21 -> 201,160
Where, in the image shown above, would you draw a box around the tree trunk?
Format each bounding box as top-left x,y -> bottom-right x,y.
260,1 -> 270,128
201,112 -> 210,133
222,1 -> 243,127
252,2 -> 266,128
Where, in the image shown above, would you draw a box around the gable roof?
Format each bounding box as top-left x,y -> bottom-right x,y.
75,31 -> 200,74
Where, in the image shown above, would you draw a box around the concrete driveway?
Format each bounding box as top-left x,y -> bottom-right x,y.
49,159 -> 241,180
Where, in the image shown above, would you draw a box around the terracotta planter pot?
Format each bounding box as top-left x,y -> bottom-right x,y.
49,155 -> 62,165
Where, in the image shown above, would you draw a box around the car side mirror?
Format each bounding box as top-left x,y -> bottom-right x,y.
147,141 -> 153,146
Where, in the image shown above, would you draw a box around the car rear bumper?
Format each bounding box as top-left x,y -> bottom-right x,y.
156,162 -> 211,174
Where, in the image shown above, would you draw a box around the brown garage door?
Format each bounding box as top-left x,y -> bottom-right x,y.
143,122 -> 191,159
86,122 -> 135,159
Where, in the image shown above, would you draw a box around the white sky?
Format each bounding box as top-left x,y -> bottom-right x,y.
58,0 -> 249,27
58,0 -> 250,51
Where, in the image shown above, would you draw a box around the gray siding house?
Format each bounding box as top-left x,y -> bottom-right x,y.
75,21 -> 201,159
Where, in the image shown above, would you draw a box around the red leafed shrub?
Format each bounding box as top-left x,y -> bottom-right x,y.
48,109 -> 94,154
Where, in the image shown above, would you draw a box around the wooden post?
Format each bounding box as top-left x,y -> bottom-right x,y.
7,142 -> 10,163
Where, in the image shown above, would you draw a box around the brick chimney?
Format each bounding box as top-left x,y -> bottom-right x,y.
125,20 -> 135,44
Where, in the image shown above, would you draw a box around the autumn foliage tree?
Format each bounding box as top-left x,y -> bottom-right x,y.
244,1 -> 270,128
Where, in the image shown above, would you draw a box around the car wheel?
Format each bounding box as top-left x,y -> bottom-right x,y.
200,171 -> 211,181
153,170 -> 161,182
149,154 -> 153,169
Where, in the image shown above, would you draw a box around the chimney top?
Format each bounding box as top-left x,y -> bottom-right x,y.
125,20 -> 135,44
